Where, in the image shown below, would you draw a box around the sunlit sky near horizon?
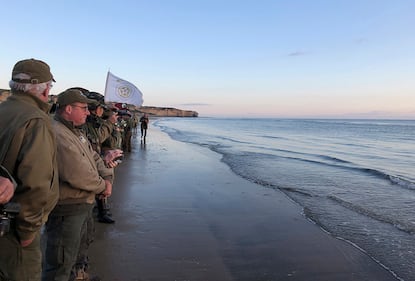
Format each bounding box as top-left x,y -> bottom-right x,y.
1,0 -> 414,118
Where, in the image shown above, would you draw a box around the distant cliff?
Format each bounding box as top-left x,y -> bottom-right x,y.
0,89 -> 11,103
133,106 -> 198,117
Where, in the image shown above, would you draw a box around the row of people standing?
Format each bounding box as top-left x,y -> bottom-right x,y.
51,95 -> 143,154
0,58 -> 145,281
47,88 -> 137,280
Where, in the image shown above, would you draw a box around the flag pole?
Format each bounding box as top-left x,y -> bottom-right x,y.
104,70 -> 110,102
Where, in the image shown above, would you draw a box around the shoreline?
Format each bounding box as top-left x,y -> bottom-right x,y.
89,126 -> 398,281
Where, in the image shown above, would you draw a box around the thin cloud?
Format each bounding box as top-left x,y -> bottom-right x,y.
287,51 -> 307,57
355,37 -> 368,44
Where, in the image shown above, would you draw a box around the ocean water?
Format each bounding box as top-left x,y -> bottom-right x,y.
154,118 -> 415,281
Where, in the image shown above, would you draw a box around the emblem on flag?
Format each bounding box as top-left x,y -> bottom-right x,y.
117,85 -> 132,98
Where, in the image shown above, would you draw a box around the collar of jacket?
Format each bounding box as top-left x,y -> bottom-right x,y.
54,113 -> 84,134
10,91 -> 51,113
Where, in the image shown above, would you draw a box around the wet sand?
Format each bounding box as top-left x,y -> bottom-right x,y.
89,127 -> 397,281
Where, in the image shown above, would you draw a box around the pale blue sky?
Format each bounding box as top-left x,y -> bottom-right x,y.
1,0 -> 414,118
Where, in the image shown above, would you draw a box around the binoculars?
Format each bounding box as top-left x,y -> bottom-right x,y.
0,202 -> 20,237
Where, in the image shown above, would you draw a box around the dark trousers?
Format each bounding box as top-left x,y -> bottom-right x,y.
141,126 -> 147,138
42,204 -> 93,281
0,230 -> 41,281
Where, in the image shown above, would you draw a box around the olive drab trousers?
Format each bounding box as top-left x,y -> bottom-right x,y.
0,230 -> 42,281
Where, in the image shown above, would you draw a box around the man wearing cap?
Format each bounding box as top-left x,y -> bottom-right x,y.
102,107 -> 124,151
83,91 -> 117,156
82,91 -> 119,224
68,90 -> 119,278
0,58 -> 59,281
43,89 -> 113,281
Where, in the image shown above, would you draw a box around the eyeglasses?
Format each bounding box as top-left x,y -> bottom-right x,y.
71,104 -> 89,112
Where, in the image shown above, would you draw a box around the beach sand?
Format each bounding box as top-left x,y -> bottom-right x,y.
89,127 -> 397,281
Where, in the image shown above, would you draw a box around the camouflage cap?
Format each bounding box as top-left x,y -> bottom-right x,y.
57,89 -> 96,106
86,91 -> 107,109
12,58 -> 55,84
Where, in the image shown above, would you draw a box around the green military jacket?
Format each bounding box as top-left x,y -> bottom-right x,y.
0,92 -> 59,241
83,114 -> 114,154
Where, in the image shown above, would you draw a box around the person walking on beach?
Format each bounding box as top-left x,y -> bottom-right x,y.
140,113 -> 149,140
43,89 -> 113,281
0,58 -> 59,281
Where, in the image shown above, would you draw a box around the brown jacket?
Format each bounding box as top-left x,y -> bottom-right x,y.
0,92 -> 59,241
53,115 -> 113,205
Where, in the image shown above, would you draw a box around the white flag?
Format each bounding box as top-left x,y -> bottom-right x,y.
104,71 -> 144,106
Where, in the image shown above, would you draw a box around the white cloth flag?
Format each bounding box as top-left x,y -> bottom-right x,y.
104,71 -> 144,106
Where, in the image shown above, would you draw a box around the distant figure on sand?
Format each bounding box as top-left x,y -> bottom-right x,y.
140,113 -> 149,140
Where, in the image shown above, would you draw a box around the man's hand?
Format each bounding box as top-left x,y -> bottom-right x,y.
20,237 -> 35,247
103,149 -> 123,163
105,160 -> 118,168
103,149 -> 123,168
0,176 -> 14,204
101,180 -> 112,198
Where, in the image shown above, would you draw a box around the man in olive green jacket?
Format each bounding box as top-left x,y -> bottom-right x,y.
83,91 -> 118,224
0,59 -> 59,281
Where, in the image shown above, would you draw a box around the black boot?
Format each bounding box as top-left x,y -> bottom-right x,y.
96,197 -> 115,224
